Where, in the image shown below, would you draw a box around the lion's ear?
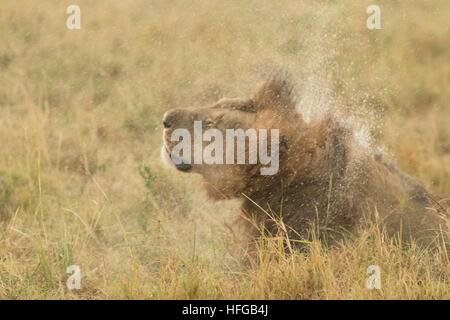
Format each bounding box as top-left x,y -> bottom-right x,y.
251,69 -> 296,112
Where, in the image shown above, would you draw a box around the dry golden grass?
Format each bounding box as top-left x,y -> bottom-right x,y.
0,0 -> 449,299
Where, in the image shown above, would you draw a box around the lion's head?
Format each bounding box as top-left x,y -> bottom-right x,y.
161,71 -> 315,200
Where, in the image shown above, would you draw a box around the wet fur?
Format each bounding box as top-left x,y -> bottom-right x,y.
162,70 -> 449,249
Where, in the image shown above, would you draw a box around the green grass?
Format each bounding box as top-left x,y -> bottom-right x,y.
0,0 -> 449,299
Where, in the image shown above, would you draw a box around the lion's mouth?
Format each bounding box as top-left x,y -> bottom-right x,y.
162,145 -> 192,172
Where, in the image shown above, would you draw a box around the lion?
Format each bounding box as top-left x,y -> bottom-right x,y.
161,70 -> 449,250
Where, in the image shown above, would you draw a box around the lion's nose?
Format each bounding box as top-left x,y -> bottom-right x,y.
162,111 -> 175,129
163,119 -> 171,129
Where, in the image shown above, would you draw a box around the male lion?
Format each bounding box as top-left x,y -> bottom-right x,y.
161,70 -> 449,249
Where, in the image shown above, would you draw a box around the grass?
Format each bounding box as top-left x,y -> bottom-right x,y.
0,0 -> 449,299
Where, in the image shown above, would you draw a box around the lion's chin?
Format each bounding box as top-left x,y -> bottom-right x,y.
160,145 -> 174,168
160,145 -> 192,172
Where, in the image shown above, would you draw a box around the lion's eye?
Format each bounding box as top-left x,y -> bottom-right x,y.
237,105 -> 256,113
204,119 -> 215,127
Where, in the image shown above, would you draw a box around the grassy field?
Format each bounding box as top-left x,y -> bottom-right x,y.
0,0 -> 449,299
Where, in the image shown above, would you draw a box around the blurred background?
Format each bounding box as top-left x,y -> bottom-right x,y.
0,0 -> 449,299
